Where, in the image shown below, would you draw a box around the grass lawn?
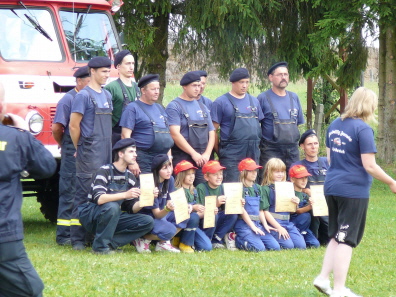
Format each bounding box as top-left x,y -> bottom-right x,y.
22,177 -> 396,297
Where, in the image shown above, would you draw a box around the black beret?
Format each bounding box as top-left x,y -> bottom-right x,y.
180,71 -> 201,86
114,50 -> 132,68
88,56 -> 111,68
73,66 -> 90,78
196,70 -> 207,77
229,68 -> 249,82
267,61 -> 288,76
299,129 -> 317,145
151,154 -> 170,171
112,138 -> 136,152
138,74 -> 160,88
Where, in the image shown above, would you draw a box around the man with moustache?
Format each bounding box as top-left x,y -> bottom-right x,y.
120,74 -> 174,174
211,68 -> 263,182
52,66 -> 90,246
69,56 -> 113,250
78,138 -> 154,255
105,50 -> 140,145
258,62 -> 305,180
166,71 -> 215,185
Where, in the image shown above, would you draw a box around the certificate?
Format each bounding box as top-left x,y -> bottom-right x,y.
274,181 -> 297,212
223,182 -> 243,215
169,188 -> 190,224
138,173 -> 155,207
310,185 -> 329,216
203,196 -> 217,228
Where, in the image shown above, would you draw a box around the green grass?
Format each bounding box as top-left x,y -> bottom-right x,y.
23,176 -> 396,297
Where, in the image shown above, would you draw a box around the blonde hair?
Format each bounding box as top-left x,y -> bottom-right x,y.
261,158 -> 286,186
341,87 -> 378,123
239,170 -> 250,187
174,168 -> 195,194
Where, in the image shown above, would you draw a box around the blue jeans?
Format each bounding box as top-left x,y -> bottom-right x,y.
79,202 -> 154,252
212,211 -> 238,243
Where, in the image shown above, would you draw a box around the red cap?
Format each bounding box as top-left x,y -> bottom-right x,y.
173,160 -> 198,175
289,164 -> 312,178
238,158 -> 262,171
202,160 -> 226,174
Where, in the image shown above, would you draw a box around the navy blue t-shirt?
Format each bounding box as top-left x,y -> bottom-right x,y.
325,117 -> 376,198
119,101 -> 168,150
258,89 -> 304,141
53,89 -> 77,135
166,97 -> 214,140
71,86 -> 112,137
211,93 -> 264,141
291,157 -> 329,188
197,95 -> 213,111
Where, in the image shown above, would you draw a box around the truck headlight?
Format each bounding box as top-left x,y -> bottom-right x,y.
27,112 -> 44,135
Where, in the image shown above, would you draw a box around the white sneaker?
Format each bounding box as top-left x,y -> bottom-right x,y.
330,288 -> 362,297
155,241 -> 180,253
224,232 -> 237,251
313,276 -> 332,296
133,238 -> 151,253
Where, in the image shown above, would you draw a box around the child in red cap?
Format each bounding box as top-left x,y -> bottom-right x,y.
174,160 -> 212,251
234,159 -> 280,251
195,160 -> 239,249
289,164 -> 320,248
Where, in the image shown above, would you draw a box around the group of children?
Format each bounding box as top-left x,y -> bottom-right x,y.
130,154 -> 321,253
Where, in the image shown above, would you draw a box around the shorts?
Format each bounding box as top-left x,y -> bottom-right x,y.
326,195 -> 369,248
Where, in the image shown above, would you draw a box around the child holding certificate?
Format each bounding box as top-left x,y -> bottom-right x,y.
234,159 -> 280,251
174,160 -> 212,251
132,154 -> 192,253
288,164 -> 320,248
261,158 -> 306,249
196,160 -> 238,250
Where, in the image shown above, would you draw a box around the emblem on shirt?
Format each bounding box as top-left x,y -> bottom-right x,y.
334,138 -> 342,146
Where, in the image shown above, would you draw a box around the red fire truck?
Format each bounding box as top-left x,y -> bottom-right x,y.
0,0 -> 123,222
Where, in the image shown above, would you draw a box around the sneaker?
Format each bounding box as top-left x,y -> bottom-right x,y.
155,241 -> 180,253
212,242 -> 226,249
330,288 -> 362,297
313,276 -> 332,296
171,236 -> 180,248
179,242 -> 194,253
133,238 -> 151,253
224,232 -> 237,251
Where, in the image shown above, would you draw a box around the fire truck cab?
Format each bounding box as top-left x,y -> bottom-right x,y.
0,0 -> 122,222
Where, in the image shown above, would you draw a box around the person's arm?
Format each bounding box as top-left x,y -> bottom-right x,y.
51,123 -> 64,147
326,147 -> 331,165
212,122 -> 220,155
263,210 -> 290,240
361,153 -> 396,192
241,209 -> 265,235
296,204 -> 312,214
151,200 -> 174,219
259,211 -> 275,233
169,125 -> 203,165
121,127 -> 132,139
202,130 -> 215,163
69,112 -> 83,149
97,187 -> 141,205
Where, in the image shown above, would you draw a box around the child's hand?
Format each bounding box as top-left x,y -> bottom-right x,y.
251,225 -> 265,236
188,204 -> 193,214
193,204 -> 205,213
241,198 -> 246,206
166,200 -> 175,211
276,226 -> 290,240
126,187 -> 141,199
153,187 -> 159,198
308,198 -> 314,205
291,196 -> 299,205
214,208 -> 219,215
216,195 -> 226,207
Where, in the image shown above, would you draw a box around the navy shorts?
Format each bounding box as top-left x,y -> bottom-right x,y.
326,195 -> 369,248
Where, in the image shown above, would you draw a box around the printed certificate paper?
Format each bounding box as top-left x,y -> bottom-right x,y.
203,195 -> 217,228
223,182 -> 243,215
310,185 -> 329,216
275,181 -> 297,212
170,188 -> 190,224
138,173 -> 155,207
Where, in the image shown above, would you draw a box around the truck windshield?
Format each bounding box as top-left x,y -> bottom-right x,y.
0,8 -> 62,61
60,10 -> 119,63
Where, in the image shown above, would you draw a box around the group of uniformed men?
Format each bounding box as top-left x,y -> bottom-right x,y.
50,50 -> 327,252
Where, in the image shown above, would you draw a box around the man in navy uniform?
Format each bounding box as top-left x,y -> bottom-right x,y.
0,82 -> 57,297
194,70 -> 213,111
69,56 -> 113,250
52,66 -> 90,245
258,62 -> 305,180
211,68 -> 263,182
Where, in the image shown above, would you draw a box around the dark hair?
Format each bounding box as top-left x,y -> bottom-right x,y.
113,147 -> 128,162
152,159 -> 172,196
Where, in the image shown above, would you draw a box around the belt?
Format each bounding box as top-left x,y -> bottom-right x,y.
270,212 -> 290,221
239,214 -> 260,221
